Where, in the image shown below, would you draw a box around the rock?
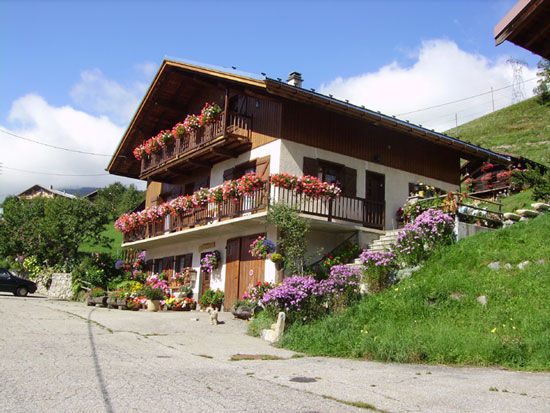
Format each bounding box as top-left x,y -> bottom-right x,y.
503,212 -> 521,221
504,263 -> 513,270
518,261 -> 530,270
531,203 -> 550,212
261,312 -> 285,344
516,209 -> 540,218
476,295 -> 487,307
487,262 -> 500,270
536,260 -> 546,266
231,306 -> 253,320
395,265 -> 421,282
450,292 -> 466,301
503,220 -> 515,228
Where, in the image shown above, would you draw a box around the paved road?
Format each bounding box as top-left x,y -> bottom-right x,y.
1,295 -> 549,412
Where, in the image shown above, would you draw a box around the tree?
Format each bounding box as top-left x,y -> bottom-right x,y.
95,182 -> 145,219
0,196 -> 111,268
533,59 -> 550,104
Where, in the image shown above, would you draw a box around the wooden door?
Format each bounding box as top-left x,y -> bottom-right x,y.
199,252 -> 211,298
224,234 -> 266,310
365,170 -> 385,228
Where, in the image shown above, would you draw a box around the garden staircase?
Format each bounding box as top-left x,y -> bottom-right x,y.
353,229 -> 401,266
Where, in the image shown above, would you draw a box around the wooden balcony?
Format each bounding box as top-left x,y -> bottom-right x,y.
122,184 -> 385,244
139,111 -> 252,181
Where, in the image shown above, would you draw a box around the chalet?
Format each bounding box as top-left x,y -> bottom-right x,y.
107,60 -> 510,309
18,185 -> 76,200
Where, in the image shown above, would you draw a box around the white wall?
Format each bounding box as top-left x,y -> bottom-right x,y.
279,140 -> 459,230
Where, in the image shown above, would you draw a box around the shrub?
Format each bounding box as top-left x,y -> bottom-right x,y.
200,289 -> 224,308
142,286 -> 165,300
360,250 -> 397,292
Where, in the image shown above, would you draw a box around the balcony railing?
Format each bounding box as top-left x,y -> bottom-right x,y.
140,112 -> 252,176
122,184 -> 385,243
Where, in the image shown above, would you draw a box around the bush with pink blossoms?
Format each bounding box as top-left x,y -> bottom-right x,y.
393,208 -> 454,267
261,265 -> 361,323
359,250 -> 397,292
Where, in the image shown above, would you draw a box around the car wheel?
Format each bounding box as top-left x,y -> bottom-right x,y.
16,286 -> 28,297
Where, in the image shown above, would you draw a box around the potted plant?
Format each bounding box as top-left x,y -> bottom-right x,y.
116,290 -> 130,310
179,284 -> 193,298
143,286 -> 165,312
200,251 -> 220,273
200,288 -> 224,310
269,252 -> 284,270
249,236 -> 276,259
126,298 -> 140,311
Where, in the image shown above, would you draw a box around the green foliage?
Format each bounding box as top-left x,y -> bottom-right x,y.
95,182 -> 145,219
533,59 -> 550,104
512,166 -> 550,203
89,287 -> 106,297
200,288 -> 224,308
142,285 -> 165,300
308,240 -> 363,279
247,311 -> 275,337
22,256 -> 42,279
71,252 -> 121,290
280,214 -> 550,370
446,97 -> 550,166
0,195 -> 111,268
267,202 -> 310,274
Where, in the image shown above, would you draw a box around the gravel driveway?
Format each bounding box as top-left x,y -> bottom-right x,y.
1,294 -> 549,412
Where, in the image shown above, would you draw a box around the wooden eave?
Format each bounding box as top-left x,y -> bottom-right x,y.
494,0 -> 550,59
264,79 -> 511,166
106,60 -> 266,179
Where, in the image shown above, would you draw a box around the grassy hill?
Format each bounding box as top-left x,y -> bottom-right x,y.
280,214 -> 550,370
446,97 -> 550,166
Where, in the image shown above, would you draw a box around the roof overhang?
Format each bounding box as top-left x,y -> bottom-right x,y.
494,0 -> 550,59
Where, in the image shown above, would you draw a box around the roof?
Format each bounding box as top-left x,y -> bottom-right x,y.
494,0 -> 550,59
18,185 -> 77,200
107,59 -> 511,178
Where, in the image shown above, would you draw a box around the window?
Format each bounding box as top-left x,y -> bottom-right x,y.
303,157 -> 357,197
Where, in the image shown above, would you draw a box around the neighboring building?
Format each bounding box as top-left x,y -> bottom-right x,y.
18,185 -> 76,200
461,151 -> 547,197
494,0 -> 550,59
107,60 -> 510,309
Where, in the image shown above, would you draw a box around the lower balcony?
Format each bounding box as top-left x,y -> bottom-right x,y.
122,184 -> 385,244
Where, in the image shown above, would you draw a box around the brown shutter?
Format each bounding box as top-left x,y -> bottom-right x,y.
342,167 -> 357,197
255,156 -> 271,178
183,253 -> 193,267
303,157 -> 319,177
223,167 -> 235,181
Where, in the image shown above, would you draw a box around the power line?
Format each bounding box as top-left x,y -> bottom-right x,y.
1,165 -> 109,177
395,77 -> 537,116
0,127 -> 113,157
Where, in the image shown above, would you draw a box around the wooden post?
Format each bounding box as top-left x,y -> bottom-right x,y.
223,88 -> 229,132
328,199 -> 333,222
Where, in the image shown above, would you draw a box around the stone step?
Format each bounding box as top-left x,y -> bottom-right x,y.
516,209 -> 540,218
532,203 -> 550,212
503,212 -> 521,221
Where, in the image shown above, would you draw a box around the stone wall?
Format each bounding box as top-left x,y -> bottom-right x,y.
36,273 -> 73,300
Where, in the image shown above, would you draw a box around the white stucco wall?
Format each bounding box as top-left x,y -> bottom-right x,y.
145,223 -> 278,298
279,140 -> 459,230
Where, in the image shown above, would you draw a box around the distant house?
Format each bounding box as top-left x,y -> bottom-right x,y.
18,185 -> 76,200
107,60 -> 510,309
461,151 -> 547,196
494,0 -> 550,59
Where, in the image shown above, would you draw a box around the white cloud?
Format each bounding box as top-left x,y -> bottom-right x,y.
69,68 -> 147,124
0,94 -> 144,202
135,61 -> 158,78
320,39 -> 538,132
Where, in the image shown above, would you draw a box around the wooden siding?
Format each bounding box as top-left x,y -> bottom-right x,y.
281,101 -> 461,185
248,96 -> 281,149
145,181 -> 162,208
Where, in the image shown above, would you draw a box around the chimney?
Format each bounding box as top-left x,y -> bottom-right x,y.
287,72 -> 303,88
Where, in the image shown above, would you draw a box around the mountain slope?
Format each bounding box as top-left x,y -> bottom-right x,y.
446,97 -> 550,166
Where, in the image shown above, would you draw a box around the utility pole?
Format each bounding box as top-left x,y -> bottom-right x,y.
507,58 -> 527,104
491,87 -> 495,112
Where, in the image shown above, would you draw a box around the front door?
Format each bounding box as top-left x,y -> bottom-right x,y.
365,170 -> 385,229
224,233 -> 266,310
199,252 -> 212,298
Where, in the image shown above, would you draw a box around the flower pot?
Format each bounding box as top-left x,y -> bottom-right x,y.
147,299 -> 161,312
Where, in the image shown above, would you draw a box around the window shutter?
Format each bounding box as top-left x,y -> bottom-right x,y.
342,167 -> 357,197
255,156 -> 271,178
223,167 -> 235,181
303,157 -> 319,177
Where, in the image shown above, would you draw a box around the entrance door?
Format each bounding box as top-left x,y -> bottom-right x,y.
199,252 -> 212,298
224,233 -> 265,310
365,170 -> 385,229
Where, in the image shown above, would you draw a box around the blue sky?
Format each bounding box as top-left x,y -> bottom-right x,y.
0,0 -> 543,200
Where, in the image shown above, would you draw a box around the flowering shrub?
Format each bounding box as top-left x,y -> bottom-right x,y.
393,208 -> 454,267
249,236 -> 277,259
261,265 -> 361,323
270,173 -> 342,199
145,273 -> 169,293
200,251 -> 220,273
360,250 -> 397,292
200,288 -> 224,308
480,162 -> 494,172
244,281 -> 274,303
133,102 -> 222,160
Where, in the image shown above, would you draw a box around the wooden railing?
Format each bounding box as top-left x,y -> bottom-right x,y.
140,111 -> 252,175
123,184 -> 385,243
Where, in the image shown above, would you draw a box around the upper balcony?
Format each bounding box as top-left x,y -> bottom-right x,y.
139,111 -> 252,182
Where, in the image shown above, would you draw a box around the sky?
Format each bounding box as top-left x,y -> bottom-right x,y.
0,0 -> 543,202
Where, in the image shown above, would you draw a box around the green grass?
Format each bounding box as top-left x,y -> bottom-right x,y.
280,214 -> 550,370
446,97 -> 550,166
78,223 -> 123,256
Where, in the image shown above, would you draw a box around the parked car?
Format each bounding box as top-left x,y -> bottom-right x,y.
0,267 -> 37,296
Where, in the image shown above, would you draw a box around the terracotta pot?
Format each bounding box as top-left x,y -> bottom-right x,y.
147,299 -> 161,312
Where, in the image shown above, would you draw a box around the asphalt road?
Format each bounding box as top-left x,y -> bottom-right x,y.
0,294 -> 549,413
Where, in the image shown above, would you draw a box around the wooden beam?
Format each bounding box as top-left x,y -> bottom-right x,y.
211,147 -> 237,159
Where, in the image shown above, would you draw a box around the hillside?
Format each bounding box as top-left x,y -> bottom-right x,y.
446,97 -> 550,166
281,214 -> 550,370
